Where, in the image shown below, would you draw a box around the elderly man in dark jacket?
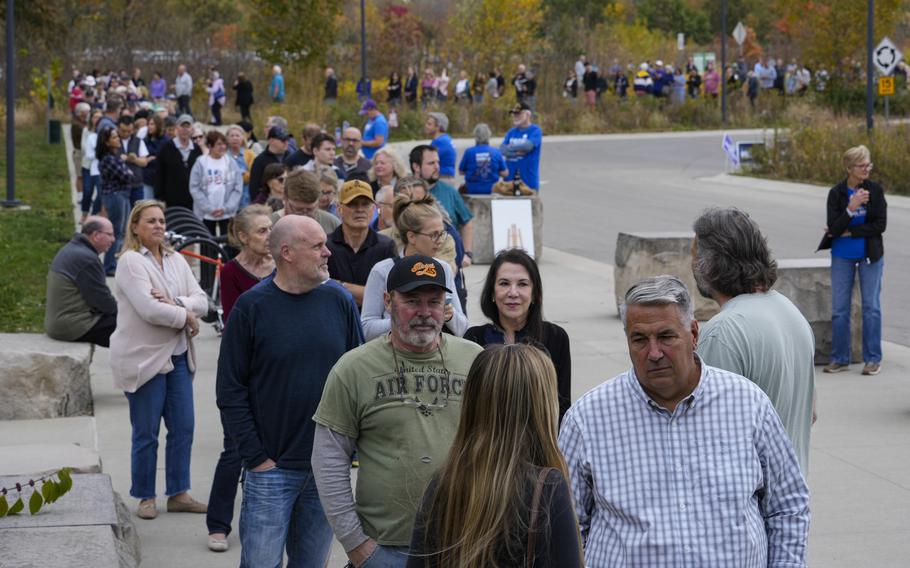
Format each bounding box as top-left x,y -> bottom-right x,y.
45,217 -> 118,346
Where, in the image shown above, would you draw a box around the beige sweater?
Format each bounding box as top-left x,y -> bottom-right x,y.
109,248 -> 208,393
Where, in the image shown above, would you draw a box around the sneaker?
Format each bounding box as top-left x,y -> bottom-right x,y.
167,494 -> 208,513
823,362 -> 850,373
862,362 -> 881,376
137,499 -> 157,520
208,534 -> 229,552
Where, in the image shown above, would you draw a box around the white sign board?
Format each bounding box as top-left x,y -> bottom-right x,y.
491,199 -> 535,259
722,134 -> 740,168
677,33 -> 685,51
874,37 -> 903,76
733,22 -> 747,46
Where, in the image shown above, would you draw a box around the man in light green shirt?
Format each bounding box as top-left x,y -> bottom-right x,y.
693,208 -> 815,474
312,255 -> 482,567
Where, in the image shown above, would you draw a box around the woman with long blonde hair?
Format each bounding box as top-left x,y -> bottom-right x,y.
407,344 -> 582,567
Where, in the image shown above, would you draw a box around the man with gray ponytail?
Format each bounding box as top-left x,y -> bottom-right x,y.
559,275 -> 810,567
692,207 -> 815,474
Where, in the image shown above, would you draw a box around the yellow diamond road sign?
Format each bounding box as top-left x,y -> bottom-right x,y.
879,77 -> 895,96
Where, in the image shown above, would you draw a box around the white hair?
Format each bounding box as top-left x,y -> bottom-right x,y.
273,65 -> 282,75
620,275 -> 694,329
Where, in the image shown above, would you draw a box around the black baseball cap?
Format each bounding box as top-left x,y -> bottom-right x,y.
268,125 -> 290,141
510,102 -> 531,114
387,255 -> 451,294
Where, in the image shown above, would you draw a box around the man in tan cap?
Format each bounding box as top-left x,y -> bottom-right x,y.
327,179 -> 396,306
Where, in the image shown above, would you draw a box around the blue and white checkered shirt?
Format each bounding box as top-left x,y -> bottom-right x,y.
558,360 -> 810,568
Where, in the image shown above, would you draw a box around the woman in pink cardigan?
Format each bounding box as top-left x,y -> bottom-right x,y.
110,200 -> 209,520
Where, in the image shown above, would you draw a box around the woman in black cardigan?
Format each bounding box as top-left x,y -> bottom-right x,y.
464,249 -> 572,421
817,144 -> 887,375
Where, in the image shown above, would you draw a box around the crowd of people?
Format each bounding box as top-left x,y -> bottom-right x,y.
44,58 -> 890,567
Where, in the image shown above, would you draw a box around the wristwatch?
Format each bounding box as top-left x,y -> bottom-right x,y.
464,251 -> 474,260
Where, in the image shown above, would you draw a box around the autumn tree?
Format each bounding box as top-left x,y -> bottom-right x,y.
448,0 -> 546,71
245,0 -> 342,66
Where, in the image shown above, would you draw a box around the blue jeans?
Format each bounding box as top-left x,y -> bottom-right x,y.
355,545 -> 409,568
206,411 -> 242,536
102,191 -> 130,274
240,467 -> 332,568
831,256 -> 884,364
124,353 -> 195,499
130,184 -> 154,207
81,169 -> 102,215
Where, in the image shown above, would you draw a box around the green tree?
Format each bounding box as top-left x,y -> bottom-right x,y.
245,0 -> 342,66
636,0 -> 712,45
448,0 -> 545,70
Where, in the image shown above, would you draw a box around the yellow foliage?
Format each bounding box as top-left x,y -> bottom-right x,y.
449,0 -> 545,69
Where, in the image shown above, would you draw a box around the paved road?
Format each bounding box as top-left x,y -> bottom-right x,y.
538,131 -> 910,347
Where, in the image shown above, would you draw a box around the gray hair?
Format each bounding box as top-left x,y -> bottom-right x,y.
692,207 -> 777,298
427,112 -> 449,132
473,123 -> 492,145
268,115 -> 288,130
620,275 -> 693,328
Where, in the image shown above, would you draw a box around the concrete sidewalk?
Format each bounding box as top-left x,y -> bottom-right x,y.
87,246 -> 910,567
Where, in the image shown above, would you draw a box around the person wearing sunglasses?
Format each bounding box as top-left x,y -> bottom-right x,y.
313,255 -> 483,568
818,144 -> 887,376
361,195 -> 468,341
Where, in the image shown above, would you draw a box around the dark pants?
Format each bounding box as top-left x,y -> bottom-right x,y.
238,104 -> 252,123
177,95 -> 192,117
81,169 -> 102,215
211,101 -> 222,125
207,412 -> 242,536
76,312 -> 117,348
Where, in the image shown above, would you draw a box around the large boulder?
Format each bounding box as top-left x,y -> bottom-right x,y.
613,231 -> 719,320
774,258 -> 863,364
0,334 -> 94,420
463,194 -> 543,264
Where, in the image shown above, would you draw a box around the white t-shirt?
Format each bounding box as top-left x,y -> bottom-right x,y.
198,154 -> 230,220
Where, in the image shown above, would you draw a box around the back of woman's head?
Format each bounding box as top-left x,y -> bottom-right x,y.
427,344 -> 566,566
228,204 -> 272,249
393,194 -> 440,244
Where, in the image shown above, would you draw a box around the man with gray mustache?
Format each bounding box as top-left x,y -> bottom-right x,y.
313,254 -> 482,568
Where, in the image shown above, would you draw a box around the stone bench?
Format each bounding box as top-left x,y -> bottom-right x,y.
0,473 -> 140,567
463,194 -> 543,264
774,258 -> 862,365
0,334 -> 94,420
612,233 -> 861,364
613,231 -> 719,320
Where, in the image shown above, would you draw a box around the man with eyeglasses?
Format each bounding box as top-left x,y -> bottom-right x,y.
45,216 -> 118,347
334,127 -> 372,180
313,255 -> 482,568
327,180 -> 396,307
154,114 -> 202,209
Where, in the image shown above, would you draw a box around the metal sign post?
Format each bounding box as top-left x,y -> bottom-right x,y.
2,0 -> 21,208
873,37 -> 903,129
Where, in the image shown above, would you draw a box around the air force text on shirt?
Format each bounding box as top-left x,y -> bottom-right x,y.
372,365 -> 465,401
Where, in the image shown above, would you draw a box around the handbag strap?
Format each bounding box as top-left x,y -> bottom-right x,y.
526,467 -> 552,568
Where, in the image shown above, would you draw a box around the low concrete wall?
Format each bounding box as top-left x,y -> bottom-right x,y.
774,258 -> 862,364
612,232 -> 862,364
613,231 -> 719,320
463,194 -> 543,264
0,334 -> 94,420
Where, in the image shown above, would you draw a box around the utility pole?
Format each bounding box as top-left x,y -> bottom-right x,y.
3,0 -> 21,208
721,0 -> 728,125
360,0 -> 368,94
866,0 -> 874,132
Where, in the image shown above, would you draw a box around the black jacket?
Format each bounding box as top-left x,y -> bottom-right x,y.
249,147 -> 290,203
233,79 -> 254,106
817,178 -> 887,262
154,138 -> 202,209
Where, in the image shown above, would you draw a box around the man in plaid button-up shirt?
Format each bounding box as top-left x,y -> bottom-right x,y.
559,276 -> 809,568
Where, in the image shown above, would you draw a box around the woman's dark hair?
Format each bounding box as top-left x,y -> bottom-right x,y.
480,249 -> 545,341
147,114 -> 164,140
260,163 -> 287,194
95,127 -> 118,161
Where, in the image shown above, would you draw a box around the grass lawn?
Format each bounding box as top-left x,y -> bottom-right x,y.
0,124 -> 73,332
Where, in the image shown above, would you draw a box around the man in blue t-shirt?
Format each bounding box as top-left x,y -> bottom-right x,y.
426,112 -> 456,181
217,215 -> 363,565
269,65 -> 285,103
360,99 -> 388,160
459,123 -> 508,195
500,102 -> 543,191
